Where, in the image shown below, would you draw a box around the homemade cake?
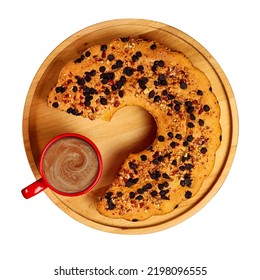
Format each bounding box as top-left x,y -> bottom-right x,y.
47,37 -> 221,221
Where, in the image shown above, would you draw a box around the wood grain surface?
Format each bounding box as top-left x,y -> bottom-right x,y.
22,19 -> 238,234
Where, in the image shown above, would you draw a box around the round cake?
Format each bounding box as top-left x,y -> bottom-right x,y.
47,37 -> 221,221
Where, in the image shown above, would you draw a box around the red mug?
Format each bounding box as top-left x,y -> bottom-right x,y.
21,133 -> 102,199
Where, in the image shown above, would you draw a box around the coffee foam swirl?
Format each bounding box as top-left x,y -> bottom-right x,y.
43,137 -> 99,193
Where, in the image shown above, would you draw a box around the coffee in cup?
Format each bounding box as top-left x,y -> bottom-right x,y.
21,133 -> 102,198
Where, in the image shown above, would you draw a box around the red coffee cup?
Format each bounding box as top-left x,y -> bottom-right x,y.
21,133 -> 102,199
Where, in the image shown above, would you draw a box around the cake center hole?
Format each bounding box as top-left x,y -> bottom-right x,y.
97,106 -> 157,189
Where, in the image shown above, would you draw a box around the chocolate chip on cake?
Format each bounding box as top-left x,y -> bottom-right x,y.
125,178 -> 139,187
100,44 -> 107,51
85,51 -> 91,57
137,188 -> 144,194
153,95 -> 161,103
100,97 -> 107,105
129,162 -> 137,170
123,67 -> 134,76
158,135 -> 165,142
140,155 -> 147,161
180,80 -> 187,89
199,119 -> 204,126
187,135 -> 194,142
135,195 -> 143,200
99,66 -> 106,72
107,54 -> 115,61
203,104 -> 210,112
187,122 -> 195,128
151,190 -> 158,197
137,65 -> 144,72
74,54 -> 85,63
55,86 -> 66,93
117,192 -> 123,197
150,42 -> 157,50
148,90 -> 155,98
185,191 -> 192,199
129,192 -> 135,199
175,133 -> 182,140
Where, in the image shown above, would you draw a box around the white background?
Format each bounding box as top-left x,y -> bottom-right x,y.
1,0 -> 259,279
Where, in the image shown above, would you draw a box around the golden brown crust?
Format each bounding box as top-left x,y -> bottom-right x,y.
47,37 -> 221,221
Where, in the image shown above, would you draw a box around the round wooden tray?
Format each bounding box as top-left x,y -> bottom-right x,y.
23,19 -> 238,234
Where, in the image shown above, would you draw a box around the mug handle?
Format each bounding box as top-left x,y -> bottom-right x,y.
21,178 -> 47,199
